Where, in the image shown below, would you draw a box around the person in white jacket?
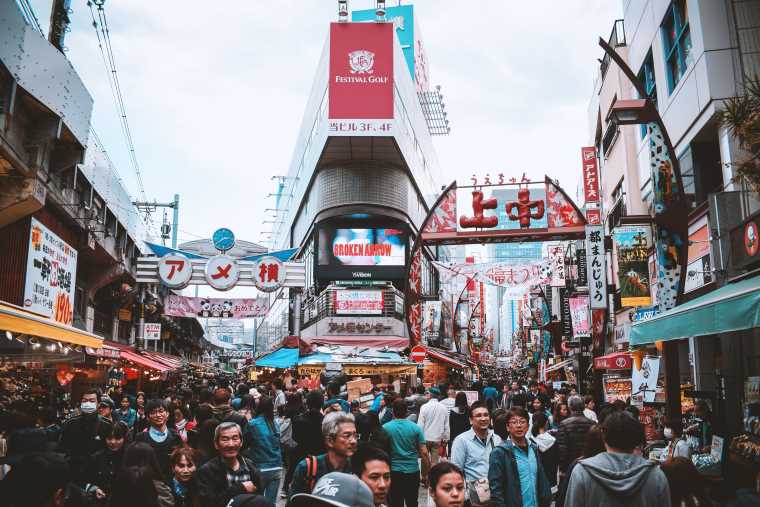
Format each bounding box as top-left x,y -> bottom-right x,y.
529,411 -> 559,487
417,387 -> 450,466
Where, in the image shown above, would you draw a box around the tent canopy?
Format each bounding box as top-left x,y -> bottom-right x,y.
0,302 -> 103,348
297,349 -> 407,365
630,276 -> 760,346
255,348 -> 299,369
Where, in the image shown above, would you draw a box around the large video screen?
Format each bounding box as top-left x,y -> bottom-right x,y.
319,228 -> 406,266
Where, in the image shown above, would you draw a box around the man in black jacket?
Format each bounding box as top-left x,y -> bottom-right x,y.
556,395 -> 595,478
134,398 -> 182,480
196,421 -> 267,507
60,388 -> 113,481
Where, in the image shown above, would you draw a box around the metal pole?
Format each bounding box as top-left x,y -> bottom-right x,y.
172,194 -> 179,249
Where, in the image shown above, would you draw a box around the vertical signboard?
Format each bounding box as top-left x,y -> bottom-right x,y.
569,296 -> 590,338
581,147 -> 601,204
559,288 -> 573,338
613,225 -> 653,307
23,218 -> 78,325
685,215 -> 713,292
422,301 -> 442,343
547,243 -> 566,287
585,225 -> 608,309
576,249 -> 588,287
329,23 -> 394,134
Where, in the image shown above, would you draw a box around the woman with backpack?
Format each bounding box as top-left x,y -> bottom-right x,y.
243,395 -> 283,504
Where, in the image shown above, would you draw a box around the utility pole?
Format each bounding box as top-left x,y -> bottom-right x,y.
133,196 -> 180,247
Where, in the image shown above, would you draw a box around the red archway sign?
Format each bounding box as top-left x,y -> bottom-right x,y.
410,345 -> 427,363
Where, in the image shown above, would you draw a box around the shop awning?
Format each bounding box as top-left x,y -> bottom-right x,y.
300,335 -> 409,350
630,276 -> 760,346
141,351 -> 185,369
427,348 -> 468,369
594,352 -> 632,370
255,348 -> 299,369
297,349 -> 408,365
105,341 -> 171,372
0,301 -> 103,348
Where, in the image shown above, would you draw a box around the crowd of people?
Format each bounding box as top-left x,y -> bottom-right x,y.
0,374 -> 718,507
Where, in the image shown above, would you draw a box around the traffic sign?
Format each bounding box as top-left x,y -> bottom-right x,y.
410,345 -> 426,363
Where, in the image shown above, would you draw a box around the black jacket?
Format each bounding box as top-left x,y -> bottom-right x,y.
195,455 -> 263,507
134,428 -> 183,480
292,409 -> 324,456
556,413 -> 595,472
60,414 -> 113,481
82,448 -> 124,499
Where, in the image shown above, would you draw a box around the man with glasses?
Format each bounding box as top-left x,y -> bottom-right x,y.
196,421 -> 265,507
289,411 -> 357,498
134,398 -> 182,479
488,407 -> 552,507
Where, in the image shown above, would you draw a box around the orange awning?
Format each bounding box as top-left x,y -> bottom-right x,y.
0,301 -> 103,348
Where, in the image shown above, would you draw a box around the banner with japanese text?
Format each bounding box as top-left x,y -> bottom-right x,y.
585,224 -> 608,309
432,260 -> 550,298
422,301 -> 442,343
334,290 -> 384,315
165,295 -> 269,319
581,147 -> 600,204
614,225 -> 652,307
569,295 -> 590,338
23,218 -> 78,325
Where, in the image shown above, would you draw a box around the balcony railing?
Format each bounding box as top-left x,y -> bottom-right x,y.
301,286 -> 404,328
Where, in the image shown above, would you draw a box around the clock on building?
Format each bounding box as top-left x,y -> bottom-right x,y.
212,228 -> 236,252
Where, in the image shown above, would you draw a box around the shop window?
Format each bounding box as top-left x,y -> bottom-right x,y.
661,0 -> 692,92
637,50 -> 658,139
602,119 -> 618,156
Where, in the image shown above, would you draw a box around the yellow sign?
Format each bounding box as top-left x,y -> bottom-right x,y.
297,365 -> 325,376
297,364 -> 417,376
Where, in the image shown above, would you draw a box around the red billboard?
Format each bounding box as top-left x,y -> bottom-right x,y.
581,147 -> 600,204
329,23 -> 394,120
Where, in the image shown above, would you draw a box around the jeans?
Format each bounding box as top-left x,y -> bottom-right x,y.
389,470 -> 420,507
259,469 -> 282,504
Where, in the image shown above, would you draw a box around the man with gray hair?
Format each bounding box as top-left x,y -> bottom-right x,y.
556,394 -> 595,480
196,421 -> 265,507
289,411 -> 358,498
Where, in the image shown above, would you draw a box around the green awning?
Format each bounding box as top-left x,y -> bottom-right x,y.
630,276 -> 760,346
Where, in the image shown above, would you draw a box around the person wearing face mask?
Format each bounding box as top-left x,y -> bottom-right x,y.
659,418 -> 691,461
170,446 -> 200,507
82,421 -> 129,504
60,389 -> 113,482
134,398 -> 183,480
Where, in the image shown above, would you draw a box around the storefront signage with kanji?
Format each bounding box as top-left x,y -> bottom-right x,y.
158,253 -> 193,289
585,224 -> 608,309
581,147 -> 600,204
253,256 -> 284,293
205,255 -> 240,291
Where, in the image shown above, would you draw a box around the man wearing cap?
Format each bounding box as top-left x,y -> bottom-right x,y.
417,386 -> 449,467
289,411 -> 357,499
98,397 -> 115,424
289,472 -> 375,507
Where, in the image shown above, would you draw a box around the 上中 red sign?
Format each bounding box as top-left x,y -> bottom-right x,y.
329,23 -> 393,120
410,345 -> 426,363
581,147 -> 600,204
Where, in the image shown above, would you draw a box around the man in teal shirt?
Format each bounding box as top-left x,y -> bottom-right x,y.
383,398 -> 431,507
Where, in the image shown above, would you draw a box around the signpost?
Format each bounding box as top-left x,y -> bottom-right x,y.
410,345 -> 427,363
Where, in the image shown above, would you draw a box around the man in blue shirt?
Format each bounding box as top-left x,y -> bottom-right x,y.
450,401 -> 502,483
488,407 -> 552,507
383,398 -> 431,507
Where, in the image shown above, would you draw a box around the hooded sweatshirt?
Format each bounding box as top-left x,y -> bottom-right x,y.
564,451 -> 671,507
531,431 -> 556,453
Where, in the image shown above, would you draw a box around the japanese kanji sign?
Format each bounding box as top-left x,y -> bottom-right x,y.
581,147 -> 600,204
585,224 -> 608,309
253,256 -> 284,293
165,295 -> 269,318
204,255 -> 240,291
23,218 -> 78,325
158,254 -> 193,289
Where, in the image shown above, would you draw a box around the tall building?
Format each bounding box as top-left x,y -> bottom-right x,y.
257,5 -> 447,354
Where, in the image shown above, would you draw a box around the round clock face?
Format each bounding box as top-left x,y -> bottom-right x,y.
212,228 -> 236,252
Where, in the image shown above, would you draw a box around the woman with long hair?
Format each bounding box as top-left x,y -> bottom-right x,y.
448,392 -> 470,455
556,425 -> 605,507
552,402 -> 570,430
244,395 -> 283,504
84,421 -> 129,504
120,443 -> 174,507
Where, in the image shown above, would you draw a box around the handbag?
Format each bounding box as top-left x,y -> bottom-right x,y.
467,477 -> 491,506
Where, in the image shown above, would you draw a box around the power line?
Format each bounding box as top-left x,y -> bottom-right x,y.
87,0 -> 147,202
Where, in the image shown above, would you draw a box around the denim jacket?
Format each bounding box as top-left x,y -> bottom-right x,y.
488,439 -> 552,507
244,415 -> 282,470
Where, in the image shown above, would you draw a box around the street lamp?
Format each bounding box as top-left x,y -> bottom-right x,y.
338,0 -> 349,22
605,98 -> 658,125
376,0 -> 386,21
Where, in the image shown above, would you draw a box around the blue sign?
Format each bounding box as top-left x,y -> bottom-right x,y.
632,305 -> 659,322
352,4 -> 415,81
212,228 -> 236,252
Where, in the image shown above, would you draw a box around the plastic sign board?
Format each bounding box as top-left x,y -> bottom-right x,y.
581,147 -> 600,204
143,323 -> 161,341
585,224 -> 608,309
158,253 -> 193,289
614,225 -> 653,307
253,256 -> 285,293
23,218 -> 78,325
204,255 -> 240,291
328,22 -> 394,135
334,289 -> 384,315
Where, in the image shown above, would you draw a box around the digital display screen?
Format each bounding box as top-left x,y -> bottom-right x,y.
319,228 -> 406,266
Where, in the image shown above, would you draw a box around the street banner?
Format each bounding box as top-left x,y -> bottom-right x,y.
632,355 -> 661,403
165,295 -> 269,319
576,249 -> 587,287
23,218 -> 78,325
422,301 -> 441,342
585,224 -> 608,309
581,147 -> 601,204
614,225 -> 653,307
432,260 -> 550,297
547,243 -> 566,287
329,22 -> 394,134
334,290 -> 384,315
559,288 -> 573,338
569,295 -> 590,338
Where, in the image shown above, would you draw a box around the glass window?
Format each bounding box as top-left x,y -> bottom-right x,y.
661,0 -> 692,92
678,147 -> 695,208
637,50 -> 658,138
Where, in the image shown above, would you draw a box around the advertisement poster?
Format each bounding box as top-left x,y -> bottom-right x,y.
685,216 -> 712,293
23,218 -> 78,325
581,147 -> 600,204
334,290 -> 384,315
319,228 -> 406,266
165,295 -> 269,318
547,243 -> 566,287
329,22 -> 393,134
614,225 -> 652,307
603,375 -> 632,402
422,301 -> 441,342
585,224 -> 608,309
569,295 -> 590,338
632,356 -> 661,403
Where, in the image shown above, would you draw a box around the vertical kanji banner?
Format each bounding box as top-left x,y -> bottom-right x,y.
585,224 -> 608,309
581,147 -> 600,204
329,23 -> 394,121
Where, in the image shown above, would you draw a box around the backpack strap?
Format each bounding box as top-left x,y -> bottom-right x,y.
305,455 -> 318,493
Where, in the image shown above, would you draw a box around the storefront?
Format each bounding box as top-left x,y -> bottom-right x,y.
422,347 -> 472,387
